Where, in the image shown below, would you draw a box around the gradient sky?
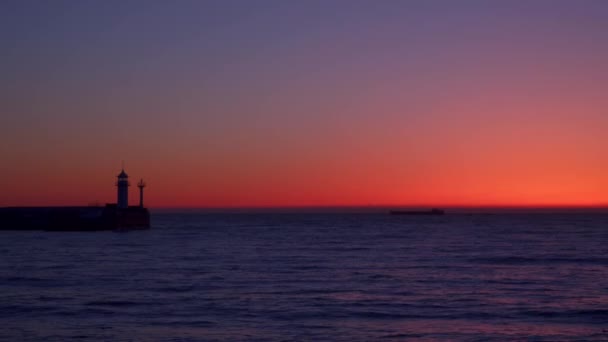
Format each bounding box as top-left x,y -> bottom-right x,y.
1,0 -> 607,208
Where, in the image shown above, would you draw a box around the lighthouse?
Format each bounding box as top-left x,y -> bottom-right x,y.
116,169 -> 130,209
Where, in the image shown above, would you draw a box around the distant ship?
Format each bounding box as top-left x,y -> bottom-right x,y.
0,168 -> 150,231
389,208 -> 445,215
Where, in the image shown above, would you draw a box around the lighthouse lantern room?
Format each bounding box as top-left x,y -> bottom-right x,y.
116,169 -> 130,209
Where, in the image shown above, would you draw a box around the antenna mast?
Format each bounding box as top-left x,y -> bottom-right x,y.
137,179 -> 147,208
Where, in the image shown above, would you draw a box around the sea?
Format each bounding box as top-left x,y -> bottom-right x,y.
1,211 -> 608,341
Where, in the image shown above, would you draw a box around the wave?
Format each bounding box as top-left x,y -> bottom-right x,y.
468,256 -> 608,265
522,309 -> 608,319
84,300 -> 144,307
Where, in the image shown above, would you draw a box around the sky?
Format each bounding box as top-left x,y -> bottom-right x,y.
1,0 -> 607,208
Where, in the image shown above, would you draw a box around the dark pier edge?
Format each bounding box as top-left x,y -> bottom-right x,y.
0,205 -> 151,231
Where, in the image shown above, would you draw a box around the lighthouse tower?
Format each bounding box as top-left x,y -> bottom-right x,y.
116,168 -> 130,209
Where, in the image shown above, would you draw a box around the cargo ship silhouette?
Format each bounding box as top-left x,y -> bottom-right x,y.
390,208 -> 445,215
0,168 -> 150,231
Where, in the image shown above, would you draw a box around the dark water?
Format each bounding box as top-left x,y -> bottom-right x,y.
1,212 -> 608,341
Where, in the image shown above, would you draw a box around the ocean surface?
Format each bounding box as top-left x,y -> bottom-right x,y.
1,212 -> 608,341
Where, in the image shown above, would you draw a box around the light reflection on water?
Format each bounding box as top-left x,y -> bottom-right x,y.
1,212 -> 608,341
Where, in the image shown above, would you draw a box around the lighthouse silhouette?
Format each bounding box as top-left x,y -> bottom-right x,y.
116,168 -> 130,209
110,165 -> 151,229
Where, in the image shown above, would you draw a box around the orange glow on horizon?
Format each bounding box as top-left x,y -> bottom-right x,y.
2,101 -> 607,208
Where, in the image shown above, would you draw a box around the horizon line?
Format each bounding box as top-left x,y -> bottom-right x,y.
3,203 -> 608,211
149,204 -> 608,210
